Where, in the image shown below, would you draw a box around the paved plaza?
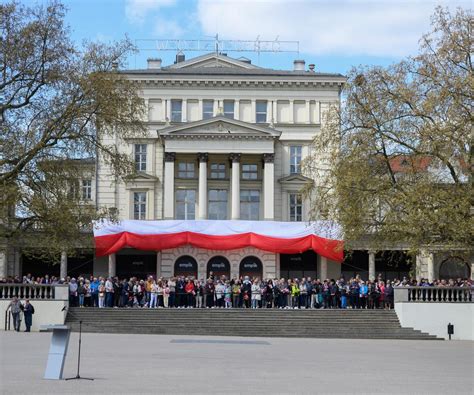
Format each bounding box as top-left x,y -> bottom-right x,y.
0,331 -> 473,394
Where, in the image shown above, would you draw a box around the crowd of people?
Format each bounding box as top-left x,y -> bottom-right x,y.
2,273 -> 472,309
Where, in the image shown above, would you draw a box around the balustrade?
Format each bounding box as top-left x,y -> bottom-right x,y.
394,286 -> 473,303
0,284 -> 68,300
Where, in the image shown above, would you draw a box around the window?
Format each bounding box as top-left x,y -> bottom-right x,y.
223,100 -> 234,119
133,192 -> 147,220
178,162 -> 195,178
81,179 -> 92,200
171,100 -> 182,122
67,180 -> 79,199
134,144 -> 147,172
176,189 -> 196,220
240,190 -> 260,220
208,189 -> 228,220
202,100 -> 214,119
210,163 -> 226,179
256,100 -> 267,123
290,146 -> 302,174
242,164 -> 258,180
289,193 -> 303,222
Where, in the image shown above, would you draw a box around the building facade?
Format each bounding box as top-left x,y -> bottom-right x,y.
91,53 -> 344,280
1,53 -> 472,281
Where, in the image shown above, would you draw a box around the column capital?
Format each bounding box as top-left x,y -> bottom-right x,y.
229,153 -> 241,163
197,152 -> 208,162
164,152 -> 176,162
263,153 -> 275,163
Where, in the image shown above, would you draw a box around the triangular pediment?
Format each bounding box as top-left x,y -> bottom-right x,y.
165,53 -> 260,70
159,116 -> 281,138
279,174 -> 313,184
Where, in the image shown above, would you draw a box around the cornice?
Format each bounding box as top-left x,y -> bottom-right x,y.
162,134 -> 277,141
138,78 -> 343,90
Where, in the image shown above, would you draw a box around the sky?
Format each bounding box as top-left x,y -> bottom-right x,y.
23,0 -> 472,73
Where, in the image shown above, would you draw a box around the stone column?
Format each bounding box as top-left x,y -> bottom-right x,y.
275,253 -> 281,279
108,253 -> 116,277
0,249 -> 7,279
156,251 -> 162,279
427,252 -> 435,283
289,100 -> 294,123
234,100 -> 240,120
163,152 -> 175,219
263,153 -> 275,220
165,99 -> 171,122
162,99 -> 167,122
320,256 -> 328,280
267,101 -> 273,124
416,249 -> 434,282
198,99 -> 203,120
305,100 -> 311,124
182,99 -> 187,122
273,101 -> 278,123
251,100 -> 256,123
60,251 -> 67,279
213,100 -> 218,117
14,250 -> 20,277
143,98 -> 149,122
230,153 -> 241,220
368,250 -> 376,281
197,153 -> 208,220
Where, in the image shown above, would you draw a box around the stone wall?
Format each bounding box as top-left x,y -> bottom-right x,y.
161,245 -> 276,279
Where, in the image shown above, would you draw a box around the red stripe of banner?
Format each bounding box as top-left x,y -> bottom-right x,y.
94,232 -> 344,262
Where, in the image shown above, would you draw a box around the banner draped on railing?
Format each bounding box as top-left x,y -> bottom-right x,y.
93,220 -> 344,262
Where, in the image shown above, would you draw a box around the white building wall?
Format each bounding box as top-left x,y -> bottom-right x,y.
395,303 -> 474,340
0,300 -> 67,332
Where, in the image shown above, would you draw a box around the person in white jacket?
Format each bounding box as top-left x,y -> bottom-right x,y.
150,280 -> 158,308
215,280 -> 226,308
251,280 -> 261,308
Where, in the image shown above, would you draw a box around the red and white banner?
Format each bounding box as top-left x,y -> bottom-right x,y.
94,220 -> 344,262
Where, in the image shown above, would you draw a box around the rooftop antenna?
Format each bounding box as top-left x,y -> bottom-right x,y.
135,36 -> 299,67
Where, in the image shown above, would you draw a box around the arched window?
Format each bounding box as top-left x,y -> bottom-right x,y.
207,256 -> 230,279
439,257 -> 470,280
174,256 -> 198,278
239,256 -> 263,279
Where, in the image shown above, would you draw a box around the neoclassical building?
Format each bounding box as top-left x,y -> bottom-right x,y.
91,53 -> 345,281
1,53 -> 471,281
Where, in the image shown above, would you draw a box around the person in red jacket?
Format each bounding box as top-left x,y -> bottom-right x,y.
185,278 -> 195,308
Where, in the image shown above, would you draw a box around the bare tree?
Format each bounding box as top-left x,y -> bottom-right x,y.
1,1 -> 146,256
304,7 -> 473,254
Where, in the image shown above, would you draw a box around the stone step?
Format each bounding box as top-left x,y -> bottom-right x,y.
65,308 -> 438,340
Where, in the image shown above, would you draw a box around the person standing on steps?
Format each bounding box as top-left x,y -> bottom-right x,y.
22,299 -> 34,332
205,278 -> 215,308
90,277 -> 99,307
167,277 -> 176,308
105,277 -> 114,308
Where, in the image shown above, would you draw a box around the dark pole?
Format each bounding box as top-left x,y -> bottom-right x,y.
76,320 -> 82,377
65,319 -> 93,380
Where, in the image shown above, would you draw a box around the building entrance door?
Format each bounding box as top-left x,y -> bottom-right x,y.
207,256 -> 230,279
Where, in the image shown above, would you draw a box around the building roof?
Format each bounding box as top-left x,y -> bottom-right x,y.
122,53 -> 345,80
388,155 -> 433,173
124,67 -> 344,78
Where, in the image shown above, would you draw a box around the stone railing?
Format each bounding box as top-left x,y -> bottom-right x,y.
0,284 -> 69,301
394,286 -> 473,303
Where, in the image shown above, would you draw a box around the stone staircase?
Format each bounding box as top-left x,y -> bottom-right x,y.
66,308 -> 440,340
